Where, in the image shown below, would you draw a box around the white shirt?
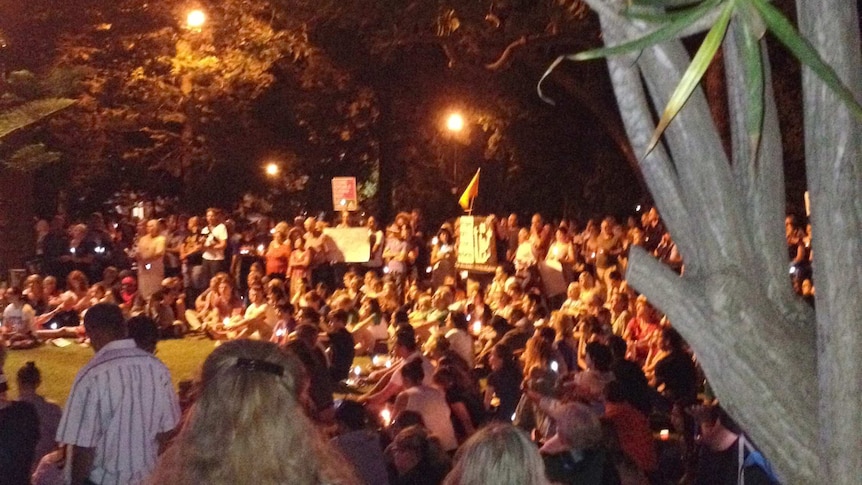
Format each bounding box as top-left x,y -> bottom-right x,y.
57,339 -> 181,485
201,223 -> 228,261
445,328 -> 474,366
401,385 -> 459,451
3,302 -> 35,334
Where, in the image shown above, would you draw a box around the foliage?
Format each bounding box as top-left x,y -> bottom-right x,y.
540,0 -> 862,157
0,97 -> 75,141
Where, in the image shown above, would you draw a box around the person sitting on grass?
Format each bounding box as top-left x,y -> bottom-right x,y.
208,285 -> 274,341
1,287 -> 39,349
325,309 -> 355,382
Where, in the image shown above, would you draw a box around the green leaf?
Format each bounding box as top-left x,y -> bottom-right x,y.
0,98 -> 76,141
737,5 -> 765,161
645,0 -> 734,155
574,0 -> 721,61
623,0 -> 718,23
4,143 -> 62,171
751,0 -> 862,121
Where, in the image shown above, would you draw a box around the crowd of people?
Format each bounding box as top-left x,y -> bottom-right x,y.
0,204 -> 805,484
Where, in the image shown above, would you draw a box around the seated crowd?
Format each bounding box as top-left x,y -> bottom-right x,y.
0,205 -> 799,484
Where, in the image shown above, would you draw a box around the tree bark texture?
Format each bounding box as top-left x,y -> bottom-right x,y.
579,0 -> 862,482
796,0 -> 862,482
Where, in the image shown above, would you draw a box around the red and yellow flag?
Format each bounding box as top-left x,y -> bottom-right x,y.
458,168 -> 480,210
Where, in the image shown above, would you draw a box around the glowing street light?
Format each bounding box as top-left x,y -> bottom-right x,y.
186,9 -> 206,31
446,112 -> 465,132
265,162 -> 280,177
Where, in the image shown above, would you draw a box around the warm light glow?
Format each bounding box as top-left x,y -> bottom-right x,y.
446,112 -> 465,132
380,408 -> 392,427
186,9 -> 206,30
265,162 -> 280,176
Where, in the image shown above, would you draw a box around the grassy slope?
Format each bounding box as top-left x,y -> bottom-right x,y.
3,337 -> 216,405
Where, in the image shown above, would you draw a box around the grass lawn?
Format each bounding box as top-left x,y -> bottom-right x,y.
3,337 -> 216,405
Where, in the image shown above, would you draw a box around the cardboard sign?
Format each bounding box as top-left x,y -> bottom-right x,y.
322,227 -> 371,263
331,177 -> 358,211
457,216 -> 497,266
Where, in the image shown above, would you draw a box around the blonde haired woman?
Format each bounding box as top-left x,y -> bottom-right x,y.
149,340 -> 359,484
443,424 -> 549,485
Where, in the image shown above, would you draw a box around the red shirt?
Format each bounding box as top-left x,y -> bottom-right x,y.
604,401 -> 658,472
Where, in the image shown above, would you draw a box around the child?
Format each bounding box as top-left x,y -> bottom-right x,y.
2,287 -> 39,349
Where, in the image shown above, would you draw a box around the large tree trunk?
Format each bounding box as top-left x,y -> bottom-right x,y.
580,0 -> 861,482
796,0 -> 862,482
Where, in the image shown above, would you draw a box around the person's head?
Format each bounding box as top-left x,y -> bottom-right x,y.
5,286 -> 22,304
334,399 -> 370,433
401,358 -> 425,388
548,402 -> 602,452
205,208 -> 220,227
438,228 -> 452,244
42,276 -> 58,295
121,275 -> 138,295
584,342 -> 612,372
447,312 -> 468,332
489,343 -> 513,372
443,424 -> 549,485
16,361 -> 41,393
24,275 -> 43,299
248,285 -> 265,304
84,303 -> 126,351
608,335 -> 627,361
127,315 -> 159,354
578,271 -> 595,289
660,327 -> 686,353
394,328 -> 418,357
67,270 -> 89,293
294,323 -> 319,348
610,291 -> 629,313
387,425 -> 440,476
566,282 -> 580,300
146,219 -> 160,237
690,403 -> 741,451
151,340 -> 356,484
326,309 -> 348,332
102,266 -> 119,285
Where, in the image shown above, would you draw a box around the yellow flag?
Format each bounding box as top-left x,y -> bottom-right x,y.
458,168 -> 480,210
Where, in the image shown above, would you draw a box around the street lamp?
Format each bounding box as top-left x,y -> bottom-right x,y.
186,9 -> 206,31
265,162 -> 280,177
446,112 -> 465,132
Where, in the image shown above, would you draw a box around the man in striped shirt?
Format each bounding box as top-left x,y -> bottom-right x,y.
57,303 -> 181,485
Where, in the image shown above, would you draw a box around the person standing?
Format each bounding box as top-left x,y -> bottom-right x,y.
200,208 -> 228,283
136,219 -> 166,299
57,303 -> 181,485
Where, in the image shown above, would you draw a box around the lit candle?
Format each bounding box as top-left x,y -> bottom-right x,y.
472,320 -> 482,335
257,244 -> 265,254
380,408 -> 392,426
354,365 -> 362,377
385,358 -> 393,369
659,429 -> 670,441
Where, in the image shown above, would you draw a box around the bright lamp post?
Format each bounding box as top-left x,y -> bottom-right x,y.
186,10 -> 206,31
446,112 -> 464,133
265,162 -> 280,177
444,111 -> 466,193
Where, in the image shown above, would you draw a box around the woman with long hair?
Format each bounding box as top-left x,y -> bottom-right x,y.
443,424 -> 549,485
149,340 -> 358,484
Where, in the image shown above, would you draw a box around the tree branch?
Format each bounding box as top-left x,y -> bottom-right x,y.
797,0 -> 862,482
